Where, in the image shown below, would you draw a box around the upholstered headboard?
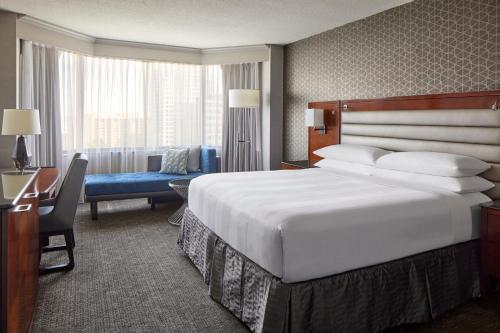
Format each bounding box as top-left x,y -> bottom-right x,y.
337,91 -> 500,199
300,91 -> 499,198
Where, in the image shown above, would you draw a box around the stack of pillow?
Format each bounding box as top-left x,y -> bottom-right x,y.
314,144 -> 494,194
159,145 -> 201,175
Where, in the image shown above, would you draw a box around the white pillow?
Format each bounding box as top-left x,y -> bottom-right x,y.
372,168 -> 494,194
314,159 -> 373,175
461,192 -> 492,206
185,145 -> 201,172
314,144 -> 391,166
376,152 -> 490,177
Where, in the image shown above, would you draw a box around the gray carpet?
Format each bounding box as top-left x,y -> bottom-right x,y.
32,199 -> 500,333
33,199 -> 249,333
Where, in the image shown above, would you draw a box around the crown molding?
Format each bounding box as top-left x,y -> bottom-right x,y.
18,16 -> 95,42
94,38 -> 201,54
202,44 -> 269,54
18,15 -> 270,58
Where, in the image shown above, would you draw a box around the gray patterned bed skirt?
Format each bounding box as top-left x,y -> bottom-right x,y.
178,208 -> 481,333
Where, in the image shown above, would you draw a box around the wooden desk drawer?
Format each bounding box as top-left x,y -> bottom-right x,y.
487,242 -> 500,277
487,214 -> 500,243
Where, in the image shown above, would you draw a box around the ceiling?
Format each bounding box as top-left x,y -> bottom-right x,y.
0,0 -> 412,49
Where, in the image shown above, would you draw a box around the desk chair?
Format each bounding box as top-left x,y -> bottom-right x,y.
39,154 -> 88,274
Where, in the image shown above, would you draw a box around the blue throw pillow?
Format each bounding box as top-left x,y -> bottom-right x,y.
159,148 -> 189,175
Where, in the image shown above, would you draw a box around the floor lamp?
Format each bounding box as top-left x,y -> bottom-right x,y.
228,89 -> 260,143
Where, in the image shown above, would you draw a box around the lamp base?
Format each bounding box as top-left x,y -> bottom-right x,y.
11,135 -> 31,173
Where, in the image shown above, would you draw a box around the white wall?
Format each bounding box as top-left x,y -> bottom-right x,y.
262,60 -> 271,170
202,45 -> 269,65
16,17 -> 94,55
268,45 -> 284,170
0,11 -> 19,167
93,39 -> 202,64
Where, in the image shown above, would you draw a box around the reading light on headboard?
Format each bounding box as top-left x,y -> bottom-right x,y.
305,108 -> 326,135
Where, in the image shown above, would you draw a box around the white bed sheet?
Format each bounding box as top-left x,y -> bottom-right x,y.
188,168 -> 490,283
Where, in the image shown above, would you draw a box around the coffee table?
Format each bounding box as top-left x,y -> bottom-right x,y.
168,179 -> 191,226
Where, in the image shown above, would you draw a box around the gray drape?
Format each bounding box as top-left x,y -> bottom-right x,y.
221,63 -> 262,172
20,40 -> 62,169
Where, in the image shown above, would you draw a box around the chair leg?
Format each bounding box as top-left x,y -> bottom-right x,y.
39,230 -> 75,275
90,202 -> 98,220
65,230 -> 75,269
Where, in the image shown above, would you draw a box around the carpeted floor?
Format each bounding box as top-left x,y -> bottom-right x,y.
32,199 -> 500,333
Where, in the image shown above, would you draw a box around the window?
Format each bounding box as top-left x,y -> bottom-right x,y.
58,51 -> 223,154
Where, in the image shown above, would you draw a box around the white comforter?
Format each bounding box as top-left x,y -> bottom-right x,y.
188,168 -> 481,283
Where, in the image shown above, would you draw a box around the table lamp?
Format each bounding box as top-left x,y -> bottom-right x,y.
1,109 -> 41,173
305,108 -> 326,134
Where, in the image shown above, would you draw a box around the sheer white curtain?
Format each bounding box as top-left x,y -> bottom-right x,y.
203,65 -> 224,147
58,50 -> 223,175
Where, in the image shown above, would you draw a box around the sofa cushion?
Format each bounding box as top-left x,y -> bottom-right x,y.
85,171 -> 204,196
160,148 -> 189,174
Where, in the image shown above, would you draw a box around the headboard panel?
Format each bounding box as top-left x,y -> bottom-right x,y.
339,90 -> 500,199
308,90 -> 500,199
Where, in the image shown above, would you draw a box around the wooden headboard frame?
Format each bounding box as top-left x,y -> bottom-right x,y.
308,90 -> 500,165
307,101 -> 341,165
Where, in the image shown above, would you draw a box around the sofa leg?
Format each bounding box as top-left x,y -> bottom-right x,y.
90,202 -> 98,220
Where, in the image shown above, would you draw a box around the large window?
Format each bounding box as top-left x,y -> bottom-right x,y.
58,51 -> 223,154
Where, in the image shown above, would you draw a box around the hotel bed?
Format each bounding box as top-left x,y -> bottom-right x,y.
178,90 -> 500,333
188,168 -> 489,283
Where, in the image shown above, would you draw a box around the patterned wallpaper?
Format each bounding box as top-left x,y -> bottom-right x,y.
284,0 -> 500,160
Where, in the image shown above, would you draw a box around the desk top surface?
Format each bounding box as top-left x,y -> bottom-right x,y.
0,167 -> 60,209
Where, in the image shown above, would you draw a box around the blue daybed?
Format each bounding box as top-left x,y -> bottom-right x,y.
84,146 -> 218,220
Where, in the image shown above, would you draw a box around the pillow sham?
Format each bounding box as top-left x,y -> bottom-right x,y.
313,144 -> 391,166
159,148 -> 189,175
461,192 -> 492,206
314,159 -> 374,175
185,145 -> 201,172
375,152 -> 490,177
168,145 -> 200,172
372,168 -> 494,194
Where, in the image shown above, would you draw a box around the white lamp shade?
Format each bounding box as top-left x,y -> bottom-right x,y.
228,89 -> 260,108
305,108 -> 324,127
2,109 -> 41,135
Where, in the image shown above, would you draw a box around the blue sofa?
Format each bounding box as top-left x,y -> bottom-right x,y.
84,146 -> 218,220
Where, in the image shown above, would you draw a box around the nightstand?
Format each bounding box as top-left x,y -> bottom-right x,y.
281,160 -> 309,170
480,201 -> 500,296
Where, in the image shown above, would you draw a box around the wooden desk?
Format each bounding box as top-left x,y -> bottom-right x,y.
35,167 -> 60,200
0,167 -> 60,333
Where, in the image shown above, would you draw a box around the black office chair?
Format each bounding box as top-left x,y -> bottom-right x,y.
39,153 -> 88,274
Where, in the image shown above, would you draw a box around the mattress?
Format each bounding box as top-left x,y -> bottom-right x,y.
188,168 -> 490,283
